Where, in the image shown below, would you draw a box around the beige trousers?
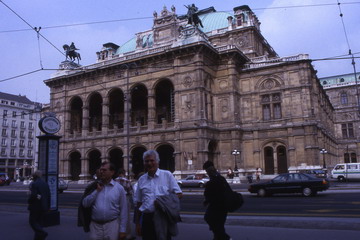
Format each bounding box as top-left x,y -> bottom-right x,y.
89,218 -> 119,240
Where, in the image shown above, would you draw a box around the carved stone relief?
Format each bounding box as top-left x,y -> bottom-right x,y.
183,76 -> 193,88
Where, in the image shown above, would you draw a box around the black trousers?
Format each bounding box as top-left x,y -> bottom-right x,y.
141,212 -> 171,240
29,210 -> 48,240
204,207 -> 230,240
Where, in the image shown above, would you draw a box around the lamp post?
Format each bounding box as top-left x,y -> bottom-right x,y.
121,62 -> 138,179
231,149 -> 240,171
320,148 -> 327,170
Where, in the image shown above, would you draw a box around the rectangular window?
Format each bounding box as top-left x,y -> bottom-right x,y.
28,131 -> 33,138
11,130 -> 16,137
28,141 -> 33,148
0,148 -> 6,156
262,105 -> 271,120
29,122 -> 33,129
342,123 -> 355,139
21,112 -> 25,119
10,149 -> 16,157
11,139 -> 16,147
19,149 -> 24,157
1,138 -> 6,146
3,110 -> 7,117
12,111 -> 17,118
261,93 -> 282,121
20,121 -> 25,128
2,119 -> 7,127
12,120 -> 16,128
27,150 -> 33,157
1,129 -> 7,137
20,140 -> 25,147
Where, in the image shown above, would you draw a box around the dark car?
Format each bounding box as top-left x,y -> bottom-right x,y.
248,173 -> 329,197
177,175 -> 209,188
0,173 -> 11,186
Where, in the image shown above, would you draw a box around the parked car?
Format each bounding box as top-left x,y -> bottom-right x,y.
248,173 -> 329,197
58,178 -> 68,193
301,169 -> 327,178
0,173 -> 11,186
177,175 -> 209,188
23,177 -> 68,193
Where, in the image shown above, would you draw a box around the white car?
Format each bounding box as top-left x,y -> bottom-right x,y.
177,175 -> 209,188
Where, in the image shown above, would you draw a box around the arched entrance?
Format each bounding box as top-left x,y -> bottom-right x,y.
131,147 -> 146,177
156,145 -> 175,172
131,84 -> 148,126
88,93 -> 103,132
264,147 -> 274,174
109,148 -> 124,173
208,140 -> 217,163
108,89 -> 124,129
88,150 -> 101,177
277,146 -> 288,173
69,97 -> 83,134
69,151 -> 81,180
155,80 -> 174,123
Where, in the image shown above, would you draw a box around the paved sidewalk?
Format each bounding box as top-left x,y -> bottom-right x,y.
1,209 -> 359,240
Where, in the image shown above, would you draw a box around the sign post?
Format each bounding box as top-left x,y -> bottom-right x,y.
37,113 -> 61,226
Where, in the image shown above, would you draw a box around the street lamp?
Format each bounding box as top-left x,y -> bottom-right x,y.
231,149 -> 240,171
121,62 -> 138,179
320,148 -> 327,169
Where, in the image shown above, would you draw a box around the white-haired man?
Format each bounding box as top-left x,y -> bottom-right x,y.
135,150 -> 182,240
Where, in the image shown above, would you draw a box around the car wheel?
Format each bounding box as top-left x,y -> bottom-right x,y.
257,188 -> 267,197
58,189 -> 64,193
302,187 -> 312,197
199,183 -> 204,188
338,176 -> 345,182
178,183 -> 182,188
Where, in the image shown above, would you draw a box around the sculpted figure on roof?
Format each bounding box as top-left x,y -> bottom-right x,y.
185,4 -> 203,28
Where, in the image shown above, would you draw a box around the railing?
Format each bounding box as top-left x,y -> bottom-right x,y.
244,54 -> 309,69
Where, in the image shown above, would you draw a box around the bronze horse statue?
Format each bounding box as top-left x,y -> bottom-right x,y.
63,44 -> 81,64
185,4 -> 203,28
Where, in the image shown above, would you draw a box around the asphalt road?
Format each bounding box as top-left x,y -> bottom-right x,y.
2,189 -> 360,218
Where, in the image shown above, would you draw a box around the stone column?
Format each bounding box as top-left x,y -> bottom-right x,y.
79,157 -> 90,183
102,98 -> 109,133
147,90 -> 156,129
82,106 -> 89,136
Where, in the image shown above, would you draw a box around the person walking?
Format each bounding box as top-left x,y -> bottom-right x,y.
203,161 -> 232,240
28,170 -> 50,240
256,168 -> 262,182
135,150 -> 182,240
116,168 -> 136,240
82,162 -> 128,240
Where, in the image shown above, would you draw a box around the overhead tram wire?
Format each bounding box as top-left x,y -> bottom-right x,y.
336,0 -> 360,115
0,0 -> 64,56
1,2 -> 360,34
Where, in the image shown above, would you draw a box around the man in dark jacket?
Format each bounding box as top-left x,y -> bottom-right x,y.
28,170 -> 50,240
203,161 -> 231,240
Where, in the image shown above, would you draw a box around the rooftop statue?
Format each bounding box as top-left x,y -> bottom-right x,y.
185,4 -> 203,28
63,42 -> 81,64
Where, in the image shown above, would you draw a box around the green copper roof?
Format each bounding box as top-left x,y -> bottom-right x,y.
320,72 -> 360,88
116,11 -> 233,55
198,11 -> 232,33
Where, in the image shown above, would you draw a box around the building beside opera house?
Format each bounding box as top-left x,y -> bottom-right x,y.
44,5 -> 359,181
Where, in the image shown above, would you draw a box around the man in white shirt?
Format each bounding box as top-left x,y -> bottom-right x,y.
82,162 -> 128,240
135,150 -> 182,240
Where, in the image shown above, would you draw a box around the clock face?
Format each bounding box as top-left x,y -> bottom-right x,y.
39,116 -> 61,134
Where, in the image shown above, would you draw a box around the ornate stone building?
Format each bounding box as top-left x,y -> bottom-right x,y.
320,73 -> 360,164
45,5 -> 338,181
